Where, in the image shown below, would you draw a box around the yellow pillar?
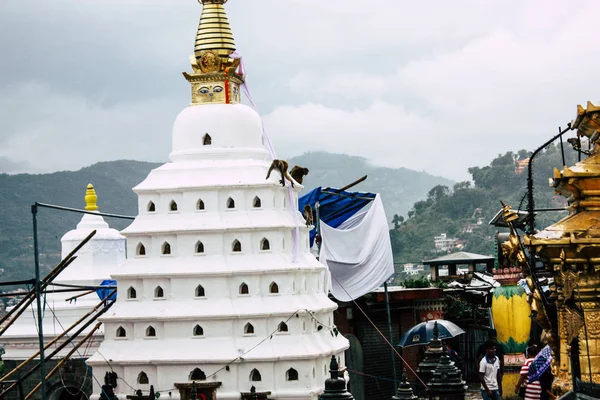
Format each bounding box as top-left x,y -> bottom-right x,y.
491,279 -> 531,396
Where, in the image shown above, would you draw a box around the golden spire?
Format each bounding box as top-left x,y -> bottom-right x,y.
84,183 -> 99,211
195,0 -> 236,61
183,0 -> 244,106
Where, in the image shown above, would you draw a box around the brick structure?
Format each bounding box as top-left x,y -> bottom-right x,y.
334,288 -> 445,400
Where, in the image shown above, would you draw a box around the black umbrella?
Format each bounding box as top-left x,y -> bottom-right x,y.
397,320 -> 465,348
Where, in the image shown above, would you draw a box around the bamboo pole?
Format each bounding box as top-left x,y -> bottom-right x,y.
64,290 -> 95,302
0,230 -> 96,331
0,293 -> 114,383
0,256 -> 78,337
0,229 -> 97,335
0,289 -> 115,398
24,322 -> 103,400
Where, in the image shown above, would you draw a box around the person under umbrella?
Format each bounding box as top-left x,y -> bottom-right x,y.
528,345 -> 556,400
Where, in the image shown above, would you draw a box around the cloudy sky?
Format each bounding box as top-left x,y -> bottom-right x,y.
1,0 -> 599,180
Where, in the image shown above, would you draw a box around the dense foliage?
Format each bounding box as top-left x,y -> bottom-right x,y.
389,143 -> 578,266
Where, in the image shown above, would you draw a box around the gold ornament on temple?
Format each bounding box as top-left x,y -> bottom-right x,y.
85,183 -> 98,211
183,0 -> 243,106
520,101 -> 600,390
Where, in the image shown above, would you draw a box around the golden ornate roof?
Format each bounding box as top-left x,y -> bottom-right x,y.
183,0 -> 244,106
527,102 -> 600,255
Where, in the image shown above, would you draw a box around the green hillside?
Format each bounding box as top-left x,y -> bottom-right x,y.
0,153 -> 452,283
390,143 -> 576,266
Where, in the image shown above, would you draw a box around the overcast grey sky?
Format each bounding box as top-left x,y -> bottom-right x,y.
1,0 -> 599,180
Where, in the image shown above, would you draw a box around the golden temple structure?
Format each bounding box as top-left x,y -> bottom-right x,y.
501,101 -> 600,394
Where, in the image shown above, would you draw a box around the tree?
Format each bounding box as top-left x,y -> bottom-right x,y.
427,185 -> 450,203
392,214 -> 404,229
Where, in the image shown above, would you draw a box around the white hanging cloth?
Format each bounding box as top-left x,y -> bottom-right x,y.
319,194 -> 394,301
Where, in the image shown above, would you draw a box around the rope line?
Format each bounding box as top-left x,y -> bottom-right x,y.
96,308 -> 338,394
347,369 -> 396,383
329,273 -> 429,390
44,300 -> 114,400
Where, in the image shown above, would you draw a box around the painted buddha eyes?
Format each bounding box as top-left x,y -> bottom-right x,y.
198,86 -> 224,95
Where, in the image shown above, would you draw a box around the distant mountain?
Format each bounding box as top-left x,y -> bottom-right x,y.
289,152 -> 454,218
0,154 -> 452,284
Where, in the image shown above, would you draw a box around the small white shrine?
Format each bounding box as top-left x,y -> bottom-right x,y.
87,1 -> 349,399
2,184 -> 126,359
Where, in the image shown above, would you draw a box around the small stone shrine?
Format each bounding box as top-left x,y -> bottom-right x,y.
391,370 -> 417,400
319,356 -> 354,400
416,322 -> 444,395
427,352 -> 467,400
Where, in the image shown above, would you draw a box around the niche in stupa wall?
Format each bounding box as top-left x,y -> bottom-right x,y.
109,322 -> 133,340
119,279 -> 142,301
133,321 -> 163,340
121,366 -> 156,391
223,232 -> 251,255
142,278 -> 170,301
153,234 -> 176,257
232,276 -> 258,298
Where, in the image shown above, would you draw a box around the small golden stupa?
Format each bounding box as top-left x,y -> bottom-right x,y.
183,0 -> 244,106
520,102 -> 600,391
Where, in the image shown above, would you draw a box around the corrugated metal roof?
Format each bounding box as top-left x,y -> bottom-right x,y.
424,251 -> 494,265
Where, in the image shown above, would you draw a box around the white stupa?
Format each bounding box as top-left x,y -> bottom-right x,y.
2,184 -> 126,359
87,1 -> 349,399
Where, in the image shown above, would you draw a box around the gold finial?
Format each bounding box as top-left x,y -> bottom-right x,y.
572,101 -> 600,153
85,183 -> 99,211
183,0 -> 244,106
195,0 -> 235,60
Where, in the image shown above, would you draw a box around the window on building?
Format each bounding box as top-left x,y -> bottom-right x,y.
116,326 -> 126,338
244,323 -> 254,334
286,368 -> 298,381
197,199 -> 205,210
269,282 -> 279,294
261,238 -> 270,251
162,242 -> 171,255
146,326 -> 156,337
127,287 -> 137,299
253,196 -> 262,208
278,322 -> 288,332
136,243 -> 146,256
227,197 -> 235,209
195,285 -> 205,297
232,239 -> 242,253
250,369 -> 261,382
239,283 -> 249,295
196,241 -> 205,254
147,202 -> 156,212
190,368 -> 206,381
137,372 -> 149,385
193,325 -> 204,337
169,201 -> 178,212
155,286 -> 164,298
203,133 -> 211,146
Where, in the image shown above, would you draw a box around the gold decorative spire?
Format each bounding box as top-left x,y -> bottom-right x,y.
84,183 -> 99,211
195,0 -> 236,61
183,0 -> 244,106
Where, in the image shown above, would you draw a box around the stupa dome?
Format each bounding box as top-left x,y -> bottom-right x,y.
170,103 -> 266,162
58,184 -> 125,283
